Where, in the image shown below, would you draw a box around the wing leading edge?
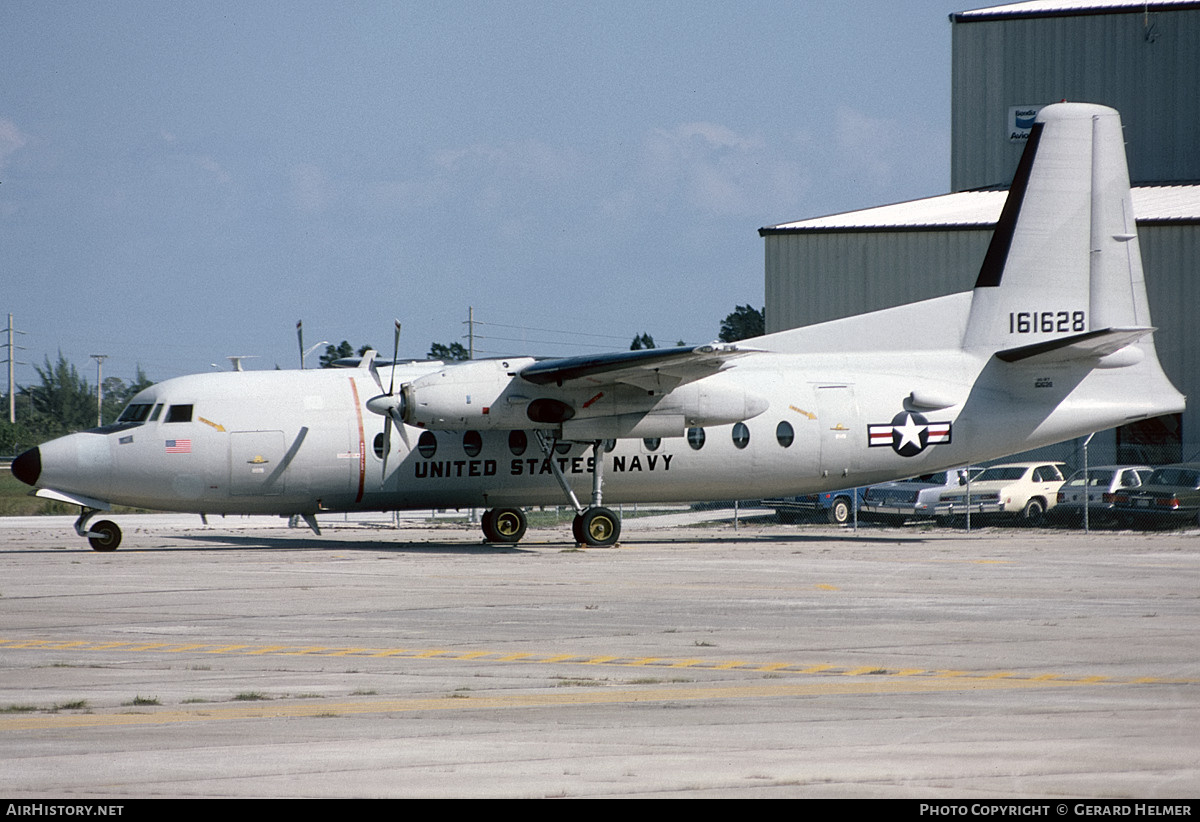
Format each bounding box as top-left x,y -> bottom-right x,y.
518,343 -> 758,391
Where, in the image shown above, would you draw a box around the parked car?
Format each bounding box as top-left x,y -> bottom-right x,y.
861,468 -> 981,524
767,487 -> 865,525
1052,464 -> 1153,524
1111,463 -> 1200,528
937,461 -> 1069,525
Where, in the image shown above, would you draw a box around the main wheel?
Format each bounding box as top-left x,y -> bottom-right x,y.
492,504 -> 525,542
88,520 -> 122,552
482,507 -> 527,544
574,507 -> 621,546
827,497 -> 852,525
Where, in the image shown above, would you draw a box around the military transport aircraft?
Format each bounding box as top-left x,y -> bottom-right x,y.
10,103 -> 1186,549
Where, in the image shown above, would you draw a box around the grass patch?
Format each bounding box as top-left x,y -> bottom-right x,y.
232,691 -> 269,701
123,696 -> 160,706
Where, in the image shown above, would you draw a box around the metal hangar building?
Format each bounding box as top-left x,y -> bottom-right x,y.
760,0 -> 1200,465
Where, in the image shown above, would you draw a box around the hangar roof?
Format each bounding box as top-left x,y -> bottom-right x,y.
760,184 -> 1200,234
952,1 -> 1200,21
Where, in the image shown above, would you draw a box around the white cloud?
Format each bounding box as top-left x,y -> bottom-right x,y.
0,118 -> 29,170
611,121 -> 808,219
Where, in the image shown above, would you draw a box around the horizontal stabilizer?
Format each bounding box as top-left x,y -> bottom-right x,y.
994,327 -> 1153,364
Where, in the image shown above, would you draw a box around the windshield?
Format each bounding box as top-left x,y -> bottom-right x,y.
116,403 -> 155,424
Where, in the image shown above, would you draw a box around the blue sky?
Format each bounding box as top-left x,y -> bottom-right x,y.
1,1 -> 969,386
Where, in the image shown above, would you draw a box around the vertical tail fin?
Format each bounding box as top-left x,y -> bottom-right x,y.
964,103 -> 1151,355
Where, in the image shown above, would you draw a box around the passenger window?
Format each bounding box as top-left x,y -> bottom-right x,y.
164,404 -> 193,423
463,431 -> 482,457
732,422 -> 750,450
686,427 -> 705,450
643,438 -> 661,452
776,421 -> 794,448
417,431 -> 437,458
508,430 -> 527,456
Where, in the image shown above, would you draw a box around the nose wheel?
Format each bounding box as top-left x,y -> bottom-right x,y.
73,510 -> 122,551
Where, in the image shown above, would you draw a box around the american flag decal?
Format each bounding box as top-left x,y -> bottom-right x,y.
165,439 -> 192,454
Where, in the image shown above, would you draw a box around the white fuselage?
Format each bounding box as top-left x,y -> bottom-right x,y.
27,342 -> 1179,518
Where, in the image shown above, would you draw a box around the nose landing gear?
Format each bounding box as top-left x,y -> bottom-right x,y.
74,509 -> 122,551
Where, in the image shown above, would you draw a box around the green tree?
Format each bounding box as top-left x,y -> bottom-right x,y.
428,342 -> 470,361
100,365 -> 155,424
319,342 -> 374,368
718,305 -> 764,342
23,353 -> 95,437
629,333 -> 656,350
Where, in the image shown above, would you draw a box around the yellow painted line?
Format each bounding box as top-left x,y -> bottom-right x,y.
755,663 -> 793,672
162,644 -> 219,653
0,675 -> 1096,732
844,666 -> 884,676
2,637 -> 1194,686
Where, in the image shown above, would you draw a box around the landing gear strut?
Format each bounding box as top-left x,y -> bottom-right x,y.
538,432 -> 621,547
74,509 -> 122,552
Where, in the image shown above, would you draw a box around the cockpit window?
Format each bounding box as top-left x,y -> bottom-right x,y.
149,403 -> 163,422
117,403 -> 155,424
165,404 -> 193,423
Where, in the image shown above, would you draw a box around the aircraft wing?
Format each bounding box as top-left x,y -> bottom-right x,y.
519,343 -> 758,392
994,327 -> 1154,364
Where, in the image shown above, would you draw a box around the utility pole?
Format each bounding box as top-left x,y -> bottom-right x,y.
90,354 -> 108,426
3,314 -> 26,424
466,306 -> 475,359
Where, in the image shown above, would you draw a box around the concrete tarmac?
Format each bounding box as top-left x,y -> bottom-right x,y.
0,514 -> 1196,798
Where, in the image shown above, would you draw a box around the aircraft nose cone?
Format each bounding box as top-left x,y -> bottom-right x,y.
11,447 -> 41,487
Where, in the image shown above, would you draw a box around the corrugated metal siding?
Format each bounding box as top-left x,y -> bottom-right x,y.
764,222 -> 1198,459
1141,224 -> 1200,444
951,8 -> 1200,190
764,229 -> 991,332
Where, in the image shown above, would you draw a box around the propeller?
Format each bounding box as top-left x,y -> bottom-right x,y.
365,319 -> 405,477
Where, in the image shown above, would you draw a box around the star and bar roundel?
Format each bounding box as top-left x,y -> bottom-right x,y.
868,411 -> 951,458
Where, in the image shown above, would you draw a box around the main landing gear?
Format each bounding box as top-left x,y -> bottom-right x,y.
480,434 -> 621,547
74,509 -> 122,552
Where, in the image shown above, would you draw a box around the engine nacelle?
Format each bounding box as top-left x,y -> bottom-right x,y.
401,359 -> 767,437
401,358 -> 538,430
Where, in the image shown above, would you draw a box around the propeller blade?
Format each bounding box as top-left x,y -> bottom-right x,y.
380,319 -> 402,480
388,319 -> 401,396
